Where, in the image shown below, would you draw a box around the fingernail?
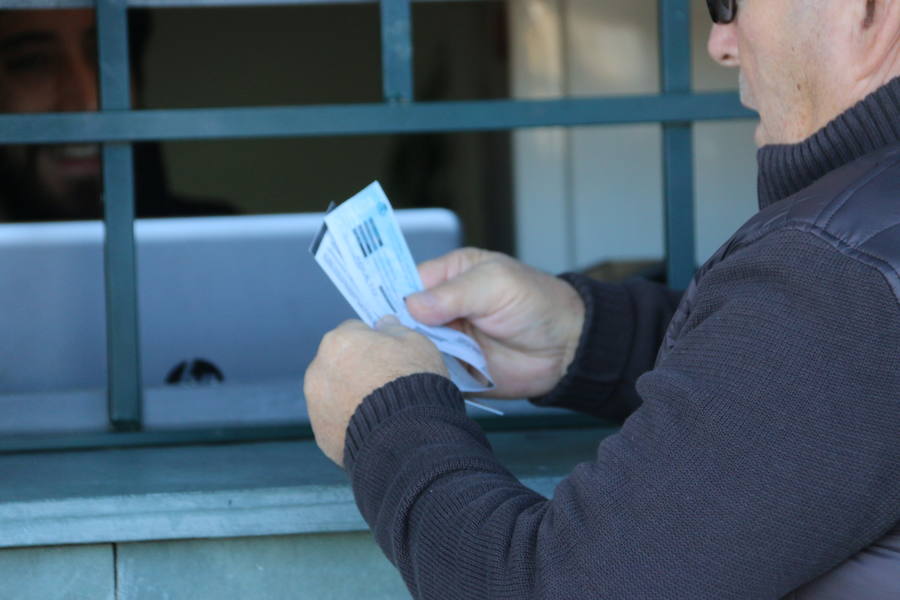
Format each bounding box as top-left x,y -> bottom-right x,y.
407,291 -> 438,309
376,314 -> 401,330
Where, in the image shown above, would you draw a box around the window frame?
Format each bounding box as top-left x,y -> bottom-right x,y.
0,0 -> 754,453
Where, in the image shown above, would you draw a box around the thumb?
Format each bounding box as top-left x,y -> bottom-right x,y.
406,267 -> 492,326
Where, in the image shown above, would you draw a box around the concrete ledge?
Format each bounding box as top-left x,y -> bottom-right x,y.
0,427 -> 613,548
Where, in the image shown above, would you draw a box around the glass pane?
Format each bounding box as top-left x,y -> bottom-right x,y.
565,0 -> 660,97
0,8 -> 99,116
0,11 -> 108,435
135,131 -> 510,428
0,214 -> 109,434
693,120 -> 759,264
411,0 -> 508,102
141,2 -> 509,108
157,132 -> 512,251
0,8 -> 102,222
572,124 -> 664,273
142,5 -> 380,108
512,123 -> 665,278
510,0 -> 660,102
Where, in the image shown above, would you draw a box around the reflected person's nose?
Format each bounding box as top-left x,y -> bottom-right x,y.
707,23 -> 740,68
58,55 -> 99,112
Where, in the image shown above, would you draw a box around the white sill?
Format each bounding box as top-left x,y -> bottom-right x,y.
0,428 -> 612,549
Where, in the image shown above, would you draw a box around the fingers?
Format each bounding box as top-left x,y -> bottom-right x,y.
407,261 -> 507,326
417,247 -> 488,289
375,316 -> 432,349
374,314 -> 405,336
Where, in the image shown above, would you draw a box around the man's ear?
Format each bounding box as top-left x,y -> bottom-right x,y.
855,0 -> 900,80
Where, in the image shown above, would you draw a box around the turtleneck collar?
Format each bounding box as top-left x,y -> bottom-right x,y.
756,76 -> 900,210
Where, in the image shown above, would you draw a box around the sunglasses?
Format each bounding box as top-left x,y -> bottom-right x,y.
706,0 -> 737,24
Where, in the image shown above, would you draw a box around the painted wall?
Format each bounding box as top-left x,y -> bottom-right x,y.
0,533 -> 411,600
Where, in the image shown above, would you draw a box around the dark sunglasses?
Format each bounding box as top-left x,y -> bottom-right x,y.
706,0 -> 737,24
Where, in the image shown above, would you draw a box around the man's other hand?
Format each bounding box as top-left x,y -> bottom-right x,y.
304,317 -> 448,467
406,248 -> 585,399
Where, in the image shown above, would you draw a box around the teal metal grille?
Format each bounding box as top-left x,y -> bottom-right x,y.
0,0 -> 755,452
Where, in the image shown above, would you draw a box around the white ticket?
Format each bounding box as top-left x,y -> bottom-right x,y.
311,182 -> 495,394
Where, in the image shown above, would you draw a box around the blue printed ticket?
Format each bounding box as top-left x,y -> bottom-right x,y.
311,182 -> 495,395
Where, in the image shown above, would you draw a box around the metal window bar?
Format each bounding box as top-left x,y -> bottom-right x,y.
380,0 -> 414,103
660,0 -> 696,290
97,0 -> 143,432
0,0 -> 755,453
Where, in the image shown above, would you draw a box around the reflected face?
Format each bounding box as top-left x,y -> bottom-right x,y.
0,10 -> 102,219
707,0 -> 830,146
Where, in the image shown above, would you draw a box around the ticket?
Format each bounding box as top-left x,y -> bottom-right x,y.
311,182 -> 495,394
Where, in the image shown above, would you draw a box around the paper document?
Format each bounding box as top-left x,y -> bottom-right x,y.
310,182 -> 496,395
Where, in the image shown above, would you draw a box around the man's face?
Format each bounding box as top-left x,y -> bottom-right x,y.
0,10 -> 102,219
707,0 -> 842,146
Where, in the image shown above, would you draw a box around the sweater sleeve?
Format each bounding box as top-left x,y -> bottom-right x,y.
531,273 -> 682,421
344,230 -> 900,600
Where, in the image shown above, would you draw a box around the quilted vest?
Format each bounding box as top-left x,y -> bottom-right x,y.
659,142 -> 900,598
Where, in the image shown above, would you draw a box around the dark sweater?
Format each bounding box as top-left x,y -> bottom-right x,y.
343,78 -> 900,599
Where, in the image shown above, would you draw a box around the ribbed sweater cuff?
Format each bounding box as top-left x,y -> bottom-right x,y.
344,373 -> 464,474
531,273 -> 634,410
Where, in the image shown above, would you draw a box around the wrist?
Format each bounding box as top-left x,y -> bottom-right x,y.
558,280 -> 586,381
344,373 -> 463,473
532,273 -> 634,409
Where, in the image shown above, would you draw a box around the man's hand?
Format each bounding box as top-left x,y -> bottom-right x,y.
406,248 -> 585,399
304,317 -> 448,467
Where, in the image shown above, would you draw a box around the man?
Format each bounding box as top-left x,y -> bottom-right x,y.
305,0 -> 900,597
0,9 -> 232,221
